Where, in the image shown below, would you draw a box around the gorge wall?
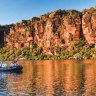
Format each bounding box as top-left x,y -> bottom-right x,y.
0,7 -> 96,54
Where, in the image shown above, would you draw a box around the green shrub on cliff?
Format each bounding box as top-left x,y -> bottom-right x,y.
0,37 -> 95,60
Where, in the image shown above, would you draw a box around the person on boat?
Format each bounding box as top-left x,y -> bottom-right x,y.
0,61 -> 2,67
10,60 -> 18,67
1,61 -> 7,68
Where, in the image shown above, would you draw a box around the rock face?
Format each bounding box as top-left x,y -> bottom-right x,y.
82,8 -> 96,45
0,25 -> 10,48
0,28 -> 4,47
6,20 -> 33,49
5,10 -> 82,54
0,7 -> 96,54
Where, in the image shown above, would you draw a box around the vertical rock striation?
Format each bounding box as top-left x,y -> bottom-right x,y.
0,7 -> 96,54
82,7 -> 96,45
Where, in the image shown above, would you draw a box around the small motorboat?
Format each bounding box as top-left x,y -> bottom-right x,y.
0,65 -> 23,72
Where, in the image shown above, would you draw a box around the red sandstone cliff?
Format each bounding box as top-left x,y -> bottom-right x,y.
82,7 -> 96,45
5,10 -> 82,54
1,7 -> 96,54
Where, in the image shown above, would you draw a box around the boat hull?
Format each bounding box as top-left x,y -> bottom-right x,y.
0,66 -> 23,72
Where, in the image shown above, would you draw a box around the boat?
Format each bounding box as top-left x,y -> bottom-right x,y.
0,65 -> 23,72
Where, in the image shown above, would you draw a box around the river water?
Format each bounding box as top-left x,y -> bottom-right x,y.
0,60 -> 96,96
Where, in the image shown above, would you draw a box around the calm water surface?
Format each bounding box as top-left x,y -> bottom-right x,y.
0,60 -> 96,96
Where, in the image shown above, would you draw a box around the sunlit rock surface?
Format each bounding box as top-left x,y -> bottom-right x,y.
0,7 -> 96,54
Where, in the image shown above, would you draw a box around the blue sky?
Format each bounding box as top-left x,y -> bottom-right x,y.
0,0 -> 96,25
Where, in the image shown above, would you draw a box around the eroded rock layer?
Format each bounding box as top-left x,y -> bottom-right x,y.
0,7 -> 96,54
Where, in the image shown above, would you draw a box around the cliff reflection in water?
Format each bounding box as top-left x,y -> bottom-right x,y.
29,60 -> 84,96
0,60 -> 96,95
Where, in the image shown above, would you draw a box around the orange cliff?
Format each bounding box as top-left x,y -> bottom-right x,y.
0,7 -> 96,54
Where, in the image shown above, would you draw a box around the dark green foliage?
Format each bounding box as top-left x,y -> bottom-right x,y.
0,38 -> 96,60
75,38 -> 86,47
